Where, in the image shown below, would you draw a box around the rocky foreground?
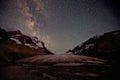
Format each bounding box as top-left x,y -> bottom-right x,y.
0,54 -> 117,80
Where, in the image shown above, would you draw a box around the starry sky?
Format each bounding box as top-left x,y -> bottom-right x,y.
0,0 -> 120,53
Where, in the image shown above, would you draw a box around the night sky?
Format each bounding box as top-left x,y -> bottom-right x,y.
0,0 -> 120,53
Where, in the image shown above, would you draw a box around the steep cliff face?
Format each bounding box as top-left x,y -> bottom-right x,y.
0,27 -> 53,64
66,30 -> 120,61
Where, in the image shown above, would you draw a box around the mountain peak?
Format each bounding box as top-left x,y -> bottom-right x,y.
66,30 -> 120,61
0,27 -> 53,63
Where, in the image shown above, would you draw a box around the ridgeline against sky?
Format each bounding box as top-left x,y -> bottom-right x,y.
0,0 -> 120,53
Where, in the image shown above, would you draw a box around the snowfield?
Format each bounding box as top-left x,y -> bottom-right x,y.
17,54 -> 106,64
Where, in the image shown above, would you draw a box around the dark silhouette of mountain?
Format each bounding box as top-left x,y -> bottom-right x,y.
65,30 -> 120,80
0,27 -> 53,65
0,27 -> 11,42
66,30 -> 120,62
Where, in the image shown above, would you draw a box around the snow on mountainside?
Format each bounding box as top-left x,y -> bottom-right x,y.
7,30 -> 44,49
66,35 -> 101,54
0,27 -> 45,49
66,30 -> 120,61
0,27 -> 53,65
77,35 -> 101,52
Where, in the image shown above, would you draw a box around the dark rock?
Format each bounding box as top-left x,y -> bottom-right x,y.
0,27 -> 53,65
67,30 -> 120,62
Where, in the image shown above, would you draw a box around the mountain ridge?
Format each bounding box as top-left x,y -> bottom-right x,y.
0,27 -> 53,65
66,30 -> 120,62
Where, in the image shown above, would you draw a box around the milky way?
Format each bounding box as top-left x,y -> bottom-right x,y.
16,0 -> 50,47
0,0 -> 120,53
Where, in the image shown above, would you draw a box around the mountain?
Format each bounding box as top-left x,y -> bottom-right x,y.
66,30 -> 120,62
0,27 -> 53,65
7,30 -> 46,49
0,27 -> 119,80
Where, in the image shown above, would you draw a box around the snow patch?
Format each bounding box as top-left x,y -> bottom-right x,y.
78,43 -> 83,47
84,44 -> 94,50
36,42 -> 43,48
31,37 -> 43,48
24,43 -> 38,49
114,32 -> 119,35
10,38 -> 22,44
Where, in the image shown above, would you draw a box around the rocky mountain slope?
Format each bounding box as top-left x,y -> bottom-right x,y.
0,27 -> 53,65
66,30 -> 120,62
